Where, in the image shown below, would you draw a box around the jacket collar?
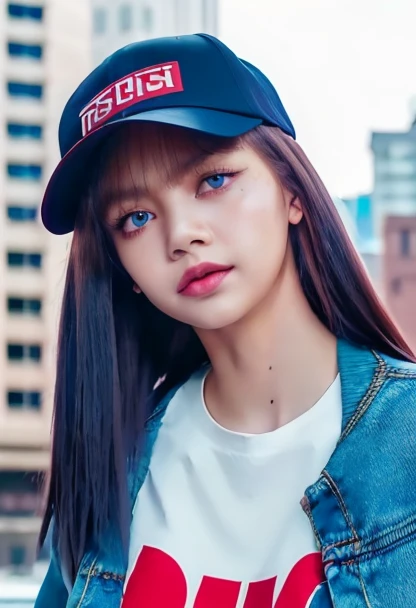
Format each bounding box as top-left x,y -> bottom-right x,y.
337,339 -> 379,432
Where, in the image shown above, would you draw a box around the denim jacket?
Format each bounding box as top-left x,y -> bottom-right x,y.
35,339 -> 416,607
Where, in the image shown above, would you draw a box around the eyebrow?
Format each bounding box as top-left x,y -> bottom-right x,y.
103,148 -> 233,212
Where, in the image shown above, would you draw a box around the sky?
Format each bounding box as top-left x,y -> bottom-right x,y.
219,0 -> 416,199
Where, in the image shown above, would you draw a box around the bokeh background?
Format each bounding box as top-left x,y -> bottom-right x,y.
0,0 -> 415,603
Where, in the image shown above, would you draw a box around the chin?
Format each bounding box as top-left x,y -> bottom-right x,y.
170,302 -> 250,331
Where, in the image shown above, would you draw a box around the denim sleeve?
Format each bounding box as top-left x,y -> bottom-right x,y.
34,545 -> 69,608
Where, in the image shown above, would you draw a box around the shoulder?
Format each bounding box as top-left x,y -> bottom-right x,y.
355,350 -> 416,437
339,342 -> 416,439
334,350 -> 416,516
376,349 -> 416,375
375,350 -> 416,405
338,339 -> 416,428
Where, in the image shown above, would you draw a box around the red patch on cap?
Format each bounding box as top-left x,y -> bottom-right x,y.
79,61 -> 184,136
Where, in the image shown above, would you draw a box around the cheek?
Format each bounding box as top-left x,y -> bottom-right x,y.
221,182 -> 288,251
113,236 -> 162,287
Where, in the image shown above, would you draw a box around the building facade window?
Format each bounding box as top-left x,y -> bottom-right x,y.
7,297 -> 42,315
7,164 -> 42,180
119,4 -> 132,31
7,123 -> 43,139
7,343 -> 42,362
7,391 -> 42,409
7,81 -> 43,99
93,7 -> 107,34
390,277 -> 401,294
8,4 -> 43,20
390,142 -> 416,161
0,472 -> 40,516
7,252 -> 42,269
400,229 -> 411,257
10,545 -> 26,567
8,42 -> 43,59
141,6 -> 153,32
7,206 -> 38,221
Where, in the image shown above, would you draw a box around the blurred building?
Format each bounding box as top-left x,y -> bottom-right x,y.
343,193 -> 374,246
332,195 -> 358,243
371,116 -> 416,346
0,0 -> 91,572
384,216 -> 416,354
342,193 -> 383,294
371,118 -> 416,242
91,0 -> 218,66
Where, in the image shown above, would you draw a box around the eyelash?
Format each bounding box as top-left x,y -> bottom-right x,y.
113,168 -> 239,238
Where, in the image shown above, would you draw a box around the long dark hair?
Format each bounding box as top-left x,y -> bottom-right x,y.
39,125 -> 415,581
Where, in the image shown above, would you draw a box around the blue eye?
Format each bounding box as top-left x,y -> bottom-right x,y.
205,174 -> 225,189
121,210 -> 155,234
131,211 -> 151,228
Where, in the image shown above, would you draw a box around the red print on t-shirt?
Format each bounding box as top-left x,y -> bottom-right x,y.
122,546 -> 325,608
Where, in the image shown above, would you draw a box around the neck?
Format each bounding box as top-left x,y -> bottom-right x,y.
196,261 -> 338,434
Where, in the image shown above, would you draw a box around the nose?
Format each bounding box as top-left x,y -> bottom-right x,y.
166,207 -> 213,260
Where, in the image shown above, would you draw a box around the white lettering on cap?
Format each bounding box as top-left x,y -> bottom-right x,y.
79,61 -> 183,137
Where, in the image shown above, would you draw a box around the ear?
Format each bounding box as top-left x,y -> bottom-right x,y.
288,195 -> 303,226
132,283 -> 142,294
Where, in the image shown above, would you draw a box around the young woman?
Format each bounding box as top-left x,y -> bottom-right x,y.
35,34 -> 416,608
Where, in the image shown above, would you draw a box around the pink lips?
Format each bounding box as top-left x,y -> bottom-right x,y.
177,262 -> 234,297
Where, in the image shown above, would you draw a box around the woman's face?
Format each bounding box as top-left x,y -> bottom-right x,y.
102,124 -> 302,330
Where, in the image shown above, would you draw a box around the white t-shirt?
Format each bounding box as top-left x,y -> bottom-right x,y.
122,368 -> 342,608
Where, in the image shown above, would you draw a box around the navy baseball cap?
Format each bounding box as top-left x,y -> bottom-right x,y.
41,33 -> 295,235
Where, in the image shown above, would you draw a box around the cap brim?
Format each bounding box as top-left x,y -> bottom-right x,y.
41,107 -> 262,235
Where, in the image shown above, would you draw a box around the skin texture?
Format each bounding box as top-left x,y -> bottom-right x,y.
103,123 -> 337,434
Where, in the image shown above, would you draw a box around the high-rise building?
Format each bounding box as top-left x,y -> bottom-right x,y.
91,0 -> 218,66
371,118 -> 416,242
0,0 -> 91,572
384,215 -> 416,353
